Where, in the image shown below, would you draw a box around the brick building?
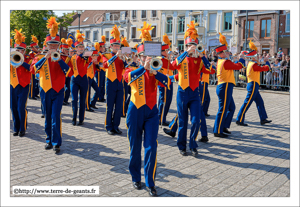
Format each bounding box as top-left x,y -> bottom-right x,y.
237,10 -> 280,55
278,10 -> 290,55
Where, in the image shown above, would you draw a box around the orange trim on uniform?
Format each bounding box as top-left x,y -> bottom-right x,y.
152,140 -> 158,183
218,82 -> 228,134
202,82 -> 205,105
239,82 -> 255,122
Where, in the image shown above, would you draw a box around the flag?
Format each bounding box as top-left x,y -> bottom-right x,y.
67,32 -> 75,49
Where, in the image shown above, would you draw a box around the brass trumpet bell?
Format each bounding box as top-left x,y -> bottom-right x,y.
196,44 -> 204,53
51,52 -> 60,61
150,58 -> 163,71
10,51 -> 24,68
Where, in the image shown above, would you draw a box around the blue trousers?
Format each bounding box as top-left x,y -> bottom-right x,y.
40,88 -> 64,146
200,82 -> 210,115
40,87 -> 45,116
122,79 -> 129,116
10,84 -> 29,133
236,81 -> 268,123
125,85 -> 131,115
158,83 -> 173,124
95,70 -> 106,100
64,77 -> 71,103
105,79 -> 123,131
29,74 -> 37,98
177,86 -> 200,150
213,83 -> 235,134
86,77 -> 101,109
168,114 -> 178,133
126,102 -> 159,188
71,75 -> 88,122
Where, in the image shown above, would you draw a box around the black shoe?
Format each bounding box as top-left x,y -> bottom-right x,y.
223,128 -> 231,134
236,121 -> 248,126
53,145 -> 60,153
99,99 -> 106,102
107,130 -> 115,135
191,148 -> 198,157
77,121 -> 84,126
146,186 -> 157,197
121,115 -> 126,118
214,133 -> 228,138
13,132 -> 19,136
86,108 -> 94,112
41,115 -> 45,118
132,181 -> 142,190
90,105 -> 98,109
205,114 -> 210,117
163,128 -> 176,138
35,95 -> 40,98
162,122 -> 170,126
180,149 -> 187,156
72,119 -> 76,126
19,131 -> 25,137
45,143 -> 53,150
113,128 -> 122,134
198,136 -> 208,143
261,119 -> 272,125
62,102 -> 68,106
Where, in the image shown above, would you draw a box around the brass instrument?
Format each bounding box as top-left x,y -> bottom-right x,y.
193,44 -> 204,58
121,52 -> 133,65
51,51 -> 61,61
150,57 -> 163,71
10,51 -> 24,68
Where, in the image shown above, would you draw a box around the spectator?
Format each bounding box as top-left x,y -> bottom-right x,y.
272,59 -> 282,90
212,51 -> 218,62
281,55 -> 290,91
277,47 -> 284,60
272,53 -> 277,59
175,47 -> 180,55
262,51 -> 267,57
180,50 -> 184,54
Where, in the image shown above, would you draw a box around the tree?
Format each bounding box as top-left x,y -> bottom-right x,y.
56,11 -> 76,29
10,10 -> 55,47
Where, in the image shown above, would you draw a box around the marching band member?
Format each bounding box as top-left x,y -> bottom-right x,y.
213,33 -> 245,138
236,41 -> 272,126
102,25 -> 126,135
157,34 -> 176,126
120,37 -> 130,117
66,30 -> 92,126
32,17 -> 70,153
62,38 -> 73,105
10,29 -> 32,137
124,22 -> 171,196
170,21 -> 211,156
28,35 -> 40,100
95,35 -> 106,102
86,45 -> 101,111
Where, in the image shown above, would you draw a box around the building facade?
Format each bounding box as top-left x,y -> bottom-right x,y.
278,10 -> 290,55
237,10 -> 280,55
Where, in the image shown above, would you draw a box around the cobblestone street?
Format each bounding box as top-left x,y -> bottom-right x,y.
10,84 -> 290,197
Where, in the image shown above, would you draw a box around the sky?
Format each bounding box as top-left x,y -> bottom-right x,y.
53,10 -> 74,17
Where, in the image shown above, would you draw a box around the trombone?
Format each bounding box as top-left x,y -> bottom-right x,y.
10,50 -> 24,68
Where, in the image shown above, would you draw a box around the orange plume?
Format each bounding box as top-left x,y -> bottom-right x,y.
46,16 -> 60,37
61,38 -> 67,44
31,35 -> 39,44
111,25 -> 121,41
66,38 -> 73,48
10,39 -> 12,47
76,30 -> 85,43
22,36 -> 26,42
163,33 -> 171,46
12,29 -> 24,45
101,35 -> 106,43
121,37 -> 129,47
184,21 -> 199,40
137,21 -> 154,43
94,42 -> 100,52
43,38 -> 47,46
219,32 -> 228,47
249,40 -> 257,51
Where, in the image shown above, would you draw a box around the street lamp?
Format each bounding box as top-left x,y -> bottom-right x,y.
77,10 -> 83,32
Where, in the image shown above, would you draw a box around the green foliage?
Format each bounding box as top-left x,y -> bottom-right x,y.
10,10 -> 75,47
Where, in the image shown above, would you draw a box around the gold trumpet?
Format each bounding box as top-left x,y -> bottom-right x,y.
150,57 -> 163,71
10,51 -> 24,68
121,53 -> 133,65
51,51 -> 61,61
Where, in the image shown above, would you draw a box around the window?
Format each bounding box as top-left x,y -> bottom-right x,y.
151,26 -> 156,38
93,31 -> 97,41
141,10 -> 147,19
132,10 -> 137,19
106,13 -> 110,21
166,17 -> 173,33
286,13 -> 290,32
83,17 -> 89,22
105,31 -> 109,41
178,16 -> 185,33
120,11 -> 126,21
120,30 -> 125,37
151,10 -> 157,18
262,45 -> 270,54
178,40 -> 184,51
85,31 -> 90,40
192,15 -> 199,24
131,27 -> 136,39
260,19 -> 271,38
209,13 -> 217,32
224,12 -> 232,31
244,20 -> 254,38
